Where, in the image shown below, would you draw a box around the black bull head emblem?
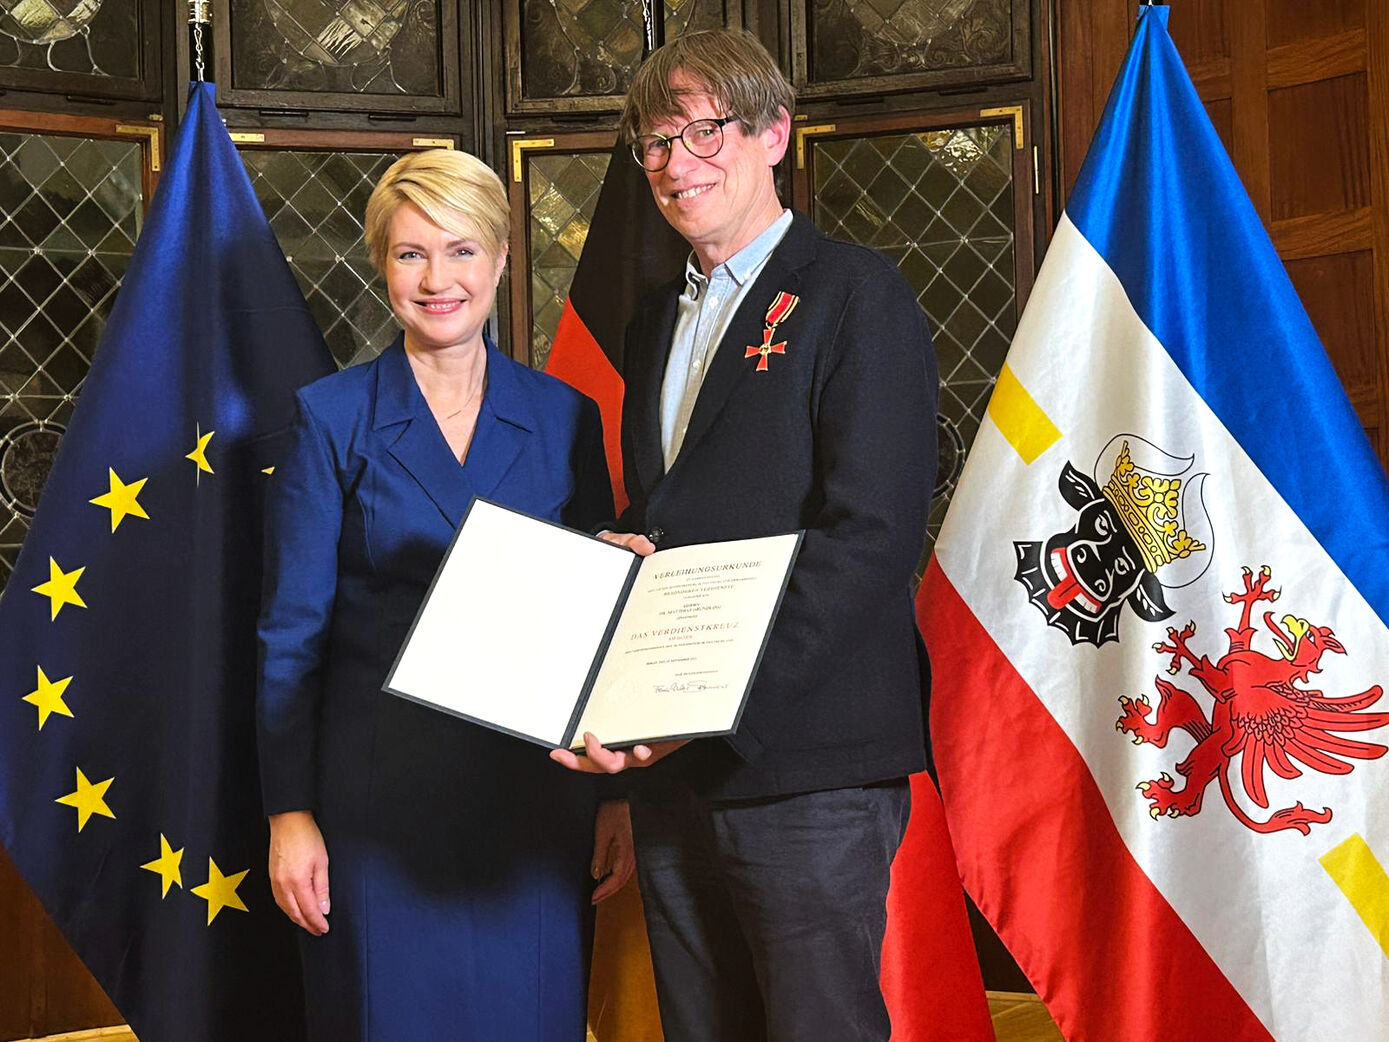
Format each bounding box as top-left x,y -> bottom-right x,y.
1014,462 -> 1173,647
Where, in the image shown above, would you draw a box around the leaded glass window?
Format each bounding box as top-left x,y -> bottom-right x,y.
511,0 -> 729,110
0,131 -> 142,590
0,0 -> 139,79
241,149 -> 398,369
795,0 -> 1028,99
527,150 -> 609,370
809,122 -> 1018,559
228,0 -> 441,96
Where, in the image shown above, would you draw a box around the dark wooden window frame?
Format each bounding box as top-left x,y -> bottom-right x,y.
0,107 -> 163,205
0,0 -> 162,103
223,125 -> 458,153
789,100 -> 1040,313
501,0 -> 742,116
503,128 -> 614,366
212,0 -> 465,115
788,0 -> 1033,102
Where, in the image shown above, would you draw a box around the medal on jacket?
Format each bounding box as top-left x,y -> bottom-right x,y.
745,291 -> 799,372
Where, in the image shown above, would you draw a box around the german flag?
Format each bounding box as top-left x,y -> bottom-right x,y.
555,138 -> 684,1042
545,138 -> 686,513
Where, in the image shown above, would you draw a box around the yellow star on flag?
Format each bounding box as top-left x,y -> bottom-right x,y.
140,834 -> 184,897
31,558 -> 87,620
23,666 -> 73,729
55,767 -> 115,831
186,427 -> 215,474
191,858 -> 249,924
90,468 -> 150,531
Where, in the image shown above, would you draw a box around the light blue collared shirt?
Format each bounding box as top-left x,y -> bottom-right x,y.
659,210 -> 794,471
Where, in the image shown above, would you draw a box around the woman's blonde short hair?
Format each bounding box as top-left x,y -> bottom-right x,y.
618,29 -> 794,143
363,149 -> 509,272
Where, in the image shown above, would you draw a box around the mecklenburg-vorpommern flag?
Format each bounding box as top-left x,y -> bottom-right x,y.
922,6 -> 1389,1040
0,82 -> 334,1041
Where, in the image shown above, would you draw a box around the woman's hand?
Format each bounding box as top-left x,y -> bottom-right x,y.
268,810 -> 331,936
590,799 -> 635,903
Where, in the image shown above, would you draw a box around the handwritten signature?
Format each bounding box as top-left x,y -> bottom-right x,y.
654,680 -> 730,693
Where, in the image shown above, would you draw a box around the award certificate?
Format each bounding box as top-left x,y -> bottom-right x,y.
384,498 -> 801,750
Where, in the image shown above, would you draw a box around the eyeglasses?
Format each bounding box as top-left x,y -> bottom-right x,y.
630,116 -> 740,172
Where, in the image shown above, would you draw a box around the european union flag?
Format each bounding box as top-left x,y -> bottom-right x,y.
0,82 -> 333,1041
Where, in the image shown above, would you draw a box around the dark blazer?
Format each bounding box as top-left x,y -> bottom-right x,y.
255,337 -> 611,1040
617,213 -> 938,800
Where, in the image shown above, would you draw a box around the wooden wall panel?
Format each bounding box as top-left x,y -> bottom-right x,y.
1167,0 -> 1228,64
1056,0 -> 1133,199
0,847 -> 36,1040
1205,97 -> 1234,156
1056,0 -> 1389,467
1267,74 -> 1369,221
1265,0 -> 1364,49
1369,0 -> 1389,460
0,846 -> 121,1040
1285,251 -> 1379,400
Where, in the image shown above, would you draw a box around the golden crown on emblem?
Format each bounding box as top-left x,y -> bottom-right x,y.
1101,442 -> 1207,573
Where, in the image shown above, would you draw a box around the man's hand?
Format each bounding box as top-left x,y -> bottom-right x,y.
550,732 -> 689,774
598,530 -> 657,556
268,810 -> 330,936
590,799 -> 635,903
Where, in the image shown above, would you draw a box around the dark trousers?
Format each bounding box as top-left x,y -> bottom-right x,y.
630,780 -> 911,1042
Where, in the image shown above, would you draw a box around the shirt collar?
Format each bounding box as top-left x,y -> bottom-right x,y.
682,209 -> 793,299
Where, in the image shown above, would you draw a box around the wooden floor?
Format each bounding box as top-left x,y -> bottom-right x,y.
21,994 -> 1064,1042
988,990 -> 1065,1042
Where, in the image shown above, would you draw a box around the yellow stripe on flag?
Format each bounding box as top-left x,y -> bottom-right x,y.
1321,833 -> 1389,957
987,362 -> 1061,464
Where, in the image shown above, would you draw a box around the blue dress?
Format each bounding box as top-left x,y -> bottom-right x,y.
256,336 -> 613,1040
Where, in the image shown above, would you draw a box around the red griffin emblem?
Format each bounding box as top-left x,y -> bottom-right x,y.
744,291 -> 799,372
1116,565 -> 1389,835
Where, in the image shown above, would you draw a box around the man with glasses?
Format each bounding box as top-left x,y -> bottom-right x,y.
551,28 -> 939,1042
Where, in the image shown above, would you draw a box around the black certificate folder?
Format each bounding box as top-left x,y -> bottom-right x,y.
384,498 -> 803,751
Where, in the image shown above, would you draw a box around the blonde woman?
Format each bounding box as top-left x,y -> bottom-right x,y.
256,150 -> 631,1040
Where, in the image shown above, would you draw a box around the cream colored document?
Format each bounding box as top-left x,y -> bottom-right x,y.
383,498 -> 801,750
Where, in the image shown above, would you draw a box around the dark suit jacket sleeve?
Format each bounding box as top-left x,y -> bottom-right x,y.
256,390 -> 343,815
563,395 -> 616,531
725,258 -> 937,761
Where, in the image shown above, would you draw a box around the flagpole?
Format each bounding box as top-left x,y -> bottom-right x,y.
188,0 -> 209,81
641,0 -> 663,60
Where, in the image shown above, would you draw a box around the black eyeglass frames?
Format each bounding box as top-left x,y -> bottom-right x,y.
630,116 -> 741,172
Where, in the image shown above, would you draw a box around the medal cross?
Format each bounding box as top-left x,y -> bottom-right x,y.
745,332 -> 786,372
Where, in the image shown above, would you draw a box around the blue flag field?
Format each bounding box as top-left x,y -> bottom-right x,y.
0,83 -> 333,1041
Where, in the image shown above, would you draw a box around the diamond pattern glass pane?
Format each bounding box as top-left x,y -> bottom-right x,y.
0,131 -> 142,592
527,150 -> 609,370
0,0 -> 141,79
241,150 -> 399,370
521,0 -> 725,100
810,0 -> 1013,81
811,123 -> 1015,568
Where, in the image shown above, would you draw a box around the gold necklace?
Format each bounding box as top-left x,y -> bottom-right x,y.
436,363 -> 486,422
